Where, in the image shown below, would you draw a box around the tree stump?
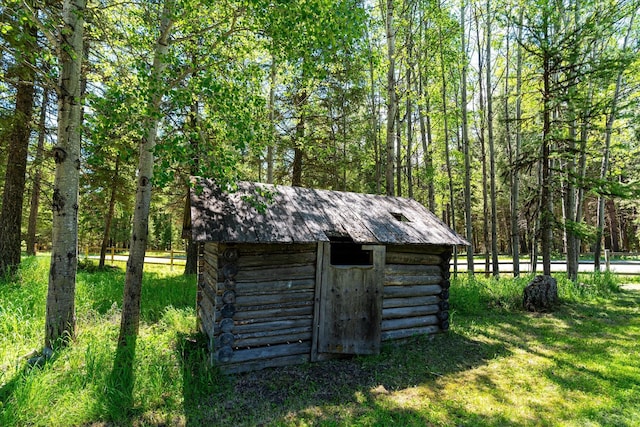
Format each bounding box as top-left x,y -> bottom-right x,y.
523,275 -> 558,312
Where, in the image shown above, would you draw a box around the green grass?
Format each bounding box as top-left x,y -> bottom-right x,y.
1,257 -> 639,426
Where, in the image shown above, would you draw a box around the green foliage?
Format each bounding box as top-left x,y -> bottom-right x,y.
451,272 -> 622,316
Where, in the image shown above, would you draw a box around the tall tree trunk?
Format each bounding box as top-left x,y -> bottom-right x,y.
27,89 -> 48,257
594,9 -> 634,271
475,9 -> 490,277
461,0 -> 473,275
0,15 -> 37,275
396,110 -> 402,196
366,27 -> 382,195
512,9 -> 523,277
291,89 -> 307,187
486,0 -> 499,278
46,0 -> 86,348
99,156 -> 120,268
574,82 -> 593,263
406,45 -> 413,199
385,0 -> 396,196
540,26 -> 552,276
184,61 -> 201,276
267,57 -> 276,184
438,0 -> 456,276
118,1 -> 173,346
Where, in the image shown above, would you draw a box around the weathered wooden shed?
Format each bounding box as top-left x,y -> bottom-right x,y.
185,178 -> 468,373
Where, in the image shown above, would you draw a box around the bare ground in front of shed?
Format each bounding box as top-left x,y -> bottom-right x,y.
1,258 -> 639,426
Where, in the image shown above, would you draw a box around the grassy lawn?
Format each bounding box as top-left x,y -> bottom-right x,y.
1,257 -> 639,426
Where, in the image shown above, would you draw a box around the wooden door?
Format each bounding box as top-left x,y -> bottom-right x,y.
312,242 -> 385,357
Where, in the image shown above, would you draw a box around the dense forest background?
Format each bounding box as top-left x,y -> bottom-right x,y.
1,0 -> 639,275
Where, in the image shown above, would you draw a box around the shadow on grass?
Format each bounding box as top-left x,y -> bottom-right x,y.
470,290 -> 640,426
103,336 -> 139,426
177,332 -> 231,427
178,331 -> 509,426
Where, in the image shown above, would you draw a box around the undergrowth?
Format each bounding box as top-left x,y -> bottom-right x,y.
450,270 -> 620,316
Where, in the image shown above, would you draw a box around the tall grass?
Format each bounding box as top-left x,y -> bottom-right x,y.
0,256 -> 223,426
450,270 -> 621,316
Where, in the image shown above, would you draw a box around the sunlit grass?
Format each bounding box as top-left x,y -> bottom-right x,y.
1,256 -> 639,426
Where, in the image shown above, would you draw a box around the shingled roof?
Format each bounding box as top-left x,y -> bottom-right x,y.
186,178 -> 468,246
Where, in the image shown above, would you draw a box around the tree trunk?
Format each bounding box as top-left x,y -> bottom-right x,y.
396,110 -> 402,197
385,0 -> 396,196
406,43 -> 413,199
461,0 -> 473,276
291,89 -> 307,187
46,0 -> 86,348
99,156 -> 120,268
512,9 -> 523,277
475,9 -> 490,277
438,0 -> 456,277
0,15 -> 37,275
267,57 -> 276,184
594,9 -> 634,271
118,1 -> 173,346
486,0 -> 499,278
26,89 -> 48,257
606,198 -> 620,252
541,46 -> 552,276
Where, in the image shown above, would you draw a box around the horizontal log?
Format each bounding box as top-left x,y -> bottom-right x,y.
221,353 -> 310,374
385,244 -> 449,255
230,278 -> 315,295
218,264 -> 316,282
233,305 -> 313,321
215,314 -> 312,335
383,284 -> 442,298
382,304 -> 440,320
202,269 -> 218,292
219,341 -> 311,364
382,315 -> 439,331
234,330 -> 312,348
222,290 -> 314,307
384,274 -> 442,286
385,252 -> 443,265
198,291 -> 217,321
232,318 -> 312,335
203,243 -> 218,258
197,303 -> 216,339
385,264 -> 442,276
202,254 -> 218,273
234,325 -> 311,341
234,299 -> 315,314
201,282 -> 218,306
381,325 -> 440,341
383,295 -> 440,309
235,252 -> 317,268
227,243 -> 316,256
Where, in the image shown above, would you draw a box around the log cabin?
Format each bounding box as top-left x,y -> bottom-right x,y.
184,178 -> 468,373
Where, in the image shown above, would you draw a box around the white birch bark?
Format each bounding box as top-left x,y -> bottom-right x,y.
45,0 -> 86,348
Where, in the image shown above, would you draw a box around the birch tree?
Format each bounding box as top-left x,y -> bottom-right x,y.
45,0 -> 86,348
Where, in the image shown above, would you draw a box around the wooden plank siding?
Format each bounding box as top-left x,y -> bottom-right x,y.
381,245 -> 452,340
206,242 -> 317,372
198,241 -> 453,373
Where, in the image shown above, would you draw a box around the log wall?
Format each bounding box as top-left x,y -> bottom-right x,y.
382,245 -> 451,341
198,242 -> 453,373
201,242 -> 317,374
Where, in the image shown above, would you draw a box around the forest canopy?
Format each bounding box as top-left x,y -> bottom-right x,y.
1,0 -> 639,278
